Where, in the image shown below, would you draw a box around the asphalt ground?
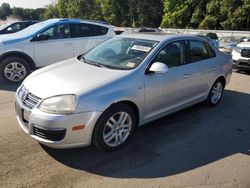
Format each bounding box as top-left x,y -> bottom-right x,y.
0,71 -> 249,188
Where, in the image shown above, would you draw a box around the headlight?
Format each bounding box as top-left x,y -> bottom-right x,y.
234,46 -> 243,53
39,95 -> 77,114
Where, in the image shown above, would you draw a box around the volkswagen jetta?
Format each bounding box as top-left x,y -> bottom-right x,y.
15,34 -> 232,151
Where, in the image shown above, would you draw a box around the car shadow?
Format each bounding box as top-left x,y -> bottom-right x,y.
42,90 -> 250,178
233,69 -> 250,75
0,81 -> 20,92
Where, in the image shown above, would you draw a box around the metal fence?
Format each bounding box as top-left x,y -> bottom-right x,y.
115,27 -> 250,38
161,28 -> 250,38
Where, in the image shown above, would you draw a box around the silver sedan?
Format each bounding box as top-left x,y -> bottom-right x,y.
15,34 -> 232,151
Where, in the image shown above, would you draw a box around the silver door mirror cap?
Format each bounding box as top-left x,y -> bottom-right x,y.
149,62 -> 169,74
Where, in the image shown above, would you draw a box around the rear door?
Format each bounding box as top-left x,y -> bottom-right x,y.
186,40 -> 217,100
71,23 -> 111,56
32,23 -> 74,67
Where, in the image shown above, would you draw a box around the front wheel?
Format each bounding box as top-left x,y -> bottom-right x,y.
0,57 -> 31,84
92,104 -> 136,151
205,79 -> 224,107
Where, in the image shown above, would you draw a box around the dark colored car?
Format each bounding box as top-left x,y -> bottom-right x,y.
0,20 -> 38,35
138,28 -> 163,33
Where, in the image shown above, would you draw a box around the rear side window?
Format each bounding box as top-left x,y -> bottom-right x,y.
189,40 -> 210,62
71,23 -> 109,38
205,43 -> 216,58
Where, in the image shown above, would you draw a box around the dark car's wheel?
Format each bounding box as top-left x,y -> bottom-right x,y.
206,79 -> 225,107
0,56 -> 31,84
92,103 -> 136,151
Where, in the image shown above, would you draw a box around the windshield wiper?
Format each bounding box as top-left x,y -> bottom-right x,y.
81,56 -> 103,68
88,60 -> 106,68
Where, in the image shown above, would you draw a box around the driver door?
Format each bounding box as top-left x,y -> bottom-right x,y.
144,40 -> 190,122
32,23 -> 74,67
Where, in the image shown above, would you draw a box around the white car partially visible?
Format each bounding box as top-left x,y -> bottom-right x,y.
232,42 -> 250,71
0,18 -> 115,83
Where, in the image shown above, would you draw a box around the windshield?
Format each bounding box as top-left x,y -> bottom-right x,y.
82,37 -> 158,70
6,20 -> 53,38
0,23 -> 10,30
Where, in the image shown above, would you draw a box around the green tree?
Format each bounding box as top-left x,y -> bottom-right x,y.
130,0 -> 163,27
56,0 -> 103,20
102,0 -> 131,26
12,7 -> 25,19
0,3 -> 11,20
43,4 -> 59,19
161,0 -> 193,28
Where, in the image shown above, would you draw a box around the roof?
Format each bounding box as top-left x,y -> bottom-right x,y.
43,18 -> 109,27
118,33 -> 206,42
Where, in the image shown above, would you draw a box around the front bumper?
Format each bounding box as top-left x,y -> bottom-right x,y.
232,59 -> 250,70
15,97 -> 102,149
232,51 -> 250,70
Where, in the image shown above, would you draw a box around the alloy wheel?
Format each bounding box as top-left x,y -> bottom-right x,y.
103,112 -> 132,147
211,82 -> 223,104
4,62 -> 27,82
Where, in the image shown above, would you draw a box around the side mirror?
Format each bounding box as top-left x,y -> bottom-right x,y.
149,62 -> 169,74
36,33 -> 49,41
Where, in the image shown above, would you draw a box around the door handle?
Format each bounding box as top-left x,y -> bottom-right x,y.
184,73 -> 191,79
210,65 -> 216,70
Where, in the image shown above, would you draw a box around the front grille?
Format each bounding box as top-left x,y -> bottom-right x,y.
33,126 -> 66,141
18,86 -> 41,109
239,62 -> 250,66
23,93 -> 41,109
241,49 -> 250,58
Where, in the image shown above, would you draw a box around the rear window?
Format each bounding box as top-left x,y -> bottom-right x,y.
71,23 -> 109,38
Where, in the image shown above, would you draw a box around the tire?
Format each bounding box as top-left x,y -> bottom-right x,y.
0,56 -> 31,84
205,79 -> 225,107
92,103 -> 136,151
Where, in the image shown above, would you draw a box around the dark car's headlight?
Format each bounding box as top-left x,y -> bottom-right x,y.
39,95 -> 77,114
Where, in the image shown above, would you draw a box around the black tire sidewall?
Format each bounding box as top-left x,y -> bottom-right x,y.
206,79 -> 224,107
0,56 -> 30,84
92,104 -> 136,151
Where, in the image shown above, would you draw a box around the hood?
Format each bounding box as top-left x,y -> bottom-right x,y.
237,42 -> 250,48
219,42 -> 237,49
23,58 -> 129,99
0,33 -> 32,44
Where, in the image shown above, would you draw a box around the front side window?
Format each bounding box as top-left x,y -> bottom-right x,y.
153,41 -> 186,68
41,24 -> 70,40
82,37 -> 158,70
189,40 -> 210,62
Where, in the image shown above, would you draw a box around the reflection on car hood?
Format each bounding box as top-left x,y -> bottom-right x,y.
237,42 -> 250,48
23,58 -> 129,99
0,33 -> 32,44
219,42 -> 237,49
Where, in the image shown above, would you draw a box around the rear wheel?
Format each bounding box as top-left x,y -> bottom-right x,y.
206,79 -> 224,107
92,104 -> 136,151
0,57 -> 31,84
